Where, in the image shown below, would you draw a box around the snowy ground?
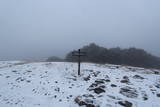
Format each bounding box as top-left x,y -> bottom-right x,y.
0,61 -> 160,107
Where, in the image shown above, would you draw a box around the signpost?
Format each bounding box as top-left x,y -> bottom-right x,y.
72,49 -> 86,76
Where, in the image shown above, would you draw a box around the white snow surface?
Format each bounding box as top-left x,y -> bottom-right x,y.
0,61 -> 160,107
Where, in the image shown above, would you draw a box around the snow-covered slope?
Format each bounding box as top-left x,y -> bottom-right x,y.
0,61 -> 160,107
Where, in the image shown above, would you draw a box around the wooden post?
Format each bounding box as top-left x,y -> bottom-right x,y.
72,49 -> 86,76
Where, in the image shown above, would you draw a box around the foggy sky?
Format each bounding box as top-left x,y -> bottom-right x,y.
0,0 -> 160,60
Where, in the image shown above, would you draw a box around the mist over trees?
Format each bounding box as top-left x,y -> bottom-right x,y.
65,43 -> 160,69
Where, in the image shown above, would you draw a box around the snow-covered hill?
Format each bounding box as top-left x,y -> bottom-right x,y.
0,61 -> 160,107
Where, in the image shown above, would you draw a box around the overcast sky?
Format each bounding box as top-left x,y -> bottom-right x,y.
0,0 -> 160,60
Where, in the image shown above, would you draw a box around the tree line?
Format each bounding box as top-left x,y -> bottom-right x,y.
65,43 -> 160,69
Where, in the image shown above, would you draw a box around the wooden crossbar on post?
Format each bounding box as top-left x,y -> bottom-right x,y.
72,49 -> 86,76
